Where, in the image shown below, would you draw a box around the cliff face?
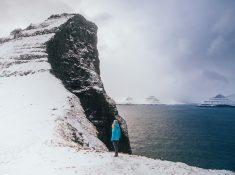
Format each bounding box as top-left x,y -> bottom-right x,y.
46,14 -> 131,153
0,13 -> 109,152
0,13 -> 131,153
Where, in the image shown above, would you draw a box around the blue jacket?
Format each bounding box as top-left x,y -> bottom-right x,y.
111,120 -> 121,141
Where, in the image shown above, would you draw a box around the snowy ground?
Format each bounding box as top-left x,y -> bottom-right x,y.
1,144 -> 233,175
0,74 -> 233,175
0,14 -> 234,175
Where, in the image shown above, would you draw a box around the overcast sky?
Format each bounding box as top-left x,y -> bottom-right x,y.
1,0 -> 235,104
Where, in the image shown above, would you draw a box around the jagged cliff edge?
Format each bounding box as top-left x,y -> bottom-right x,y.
0,13 -> 131,153
46,14 -> 131,153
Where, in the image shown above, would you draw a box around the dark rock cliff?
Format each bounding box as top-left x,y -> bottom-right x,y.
46,14 -> 131,154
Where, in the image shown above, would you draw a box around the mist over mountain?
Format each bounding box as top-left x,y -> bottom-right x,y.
1,0 -> 235,104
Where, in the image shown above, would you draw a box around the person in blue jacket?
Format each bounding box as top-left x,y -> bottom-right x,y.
111,118 -> 121,157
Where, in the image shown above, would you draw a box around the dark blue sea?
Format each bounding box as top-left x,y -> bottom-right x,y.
117,105 -> 235,171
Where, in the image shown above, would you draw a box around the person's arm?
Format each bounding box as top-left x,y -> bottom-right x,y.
112,121 -> 115,128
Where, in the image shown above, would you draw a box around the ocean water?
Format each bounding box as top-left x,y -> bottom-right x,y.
117,105 -> 235,171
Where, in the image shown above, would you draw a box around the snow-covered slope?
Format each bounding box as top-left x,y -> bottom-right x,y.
46,14 -> 131,153
0,13 -> 107,174
0,14 -> 233,175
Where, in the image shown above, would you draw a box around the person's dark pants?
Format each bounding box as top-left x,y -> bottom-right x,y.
112,140 -> 119,156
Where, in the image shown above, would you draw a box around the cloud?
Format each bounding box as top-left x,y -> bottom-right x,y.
202,70 -> 228,84
92,13 -> 112,23
213,10 -> 235,35
0,0 -> 235,103
207,35 -> 226,56
0,0 -> 73,37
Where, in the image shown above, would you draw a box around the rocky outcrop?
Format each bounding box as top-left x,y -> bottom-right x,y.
46,14 -> 131,153
0,13 -> 131,153
0,13 -> 109,152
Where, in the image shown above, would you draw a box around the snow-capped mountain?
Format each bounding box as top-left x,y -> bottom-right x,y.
200,94 -> 235,107
227,94 -> 235,104
0,13 -> 112,150
0,13 -> 233,175
0,13 -> 131,153
145,96 -> 160,104
0,13 -> 108,174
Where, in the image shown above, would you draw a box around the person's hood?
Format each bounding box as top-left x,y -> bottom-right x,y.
114,120 -> 120,128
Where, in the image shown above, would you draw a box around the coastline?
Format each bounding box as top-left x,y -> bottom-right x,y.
0,13 -> 234,175
117,104 -> 235,172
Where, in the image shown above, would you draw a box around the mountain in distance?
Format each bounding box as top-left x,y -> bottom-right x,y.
145,96 -> 160,105
118,96 -> 161,105
125,96 -> 134,104
227,94 -> 235,103
199,94 -> 235,107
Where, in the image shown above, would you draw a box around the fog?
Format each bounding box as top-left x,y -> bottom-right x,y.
1,0 -> 235,103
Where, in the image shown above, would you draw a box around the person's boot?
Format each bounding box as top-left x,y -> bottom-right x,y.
114,152 -> 118,157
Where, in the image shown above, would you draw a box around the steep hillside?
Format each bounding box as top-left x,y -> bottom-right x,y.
0,13 -> 108,174
46,14 -> 131,153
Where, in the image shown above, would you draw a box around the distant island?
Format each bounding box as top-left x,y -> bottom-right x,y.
118,96 -> 161,105
145,96 -> 160,105
199,94 -> 235,107
117,94 -> 235,107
